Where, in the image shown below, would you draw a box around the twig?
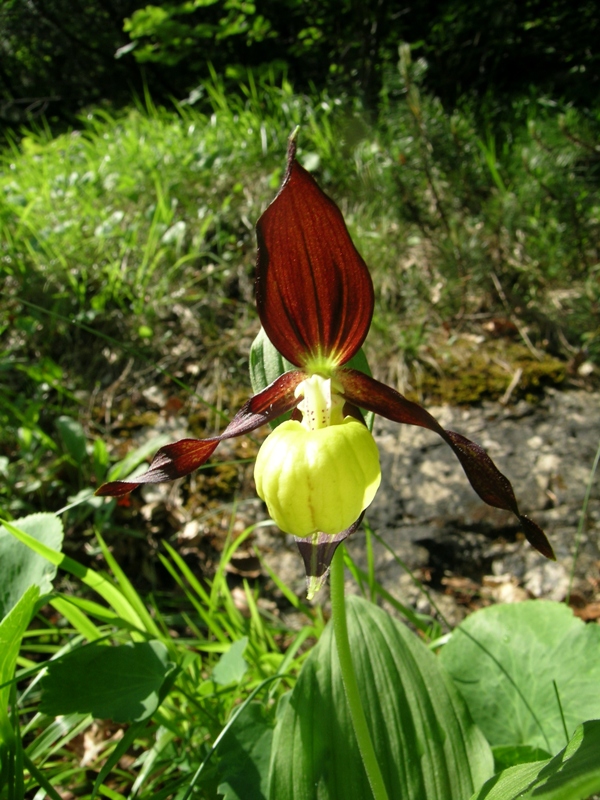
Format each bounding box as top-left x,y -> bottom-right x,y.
490,271 -> 543,360
103,357 -> 134,430
500,367 -> 523,406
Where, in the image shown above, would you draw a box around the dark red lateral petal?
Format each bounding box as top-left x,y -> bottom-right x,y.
219,369 -> 306,436
95,370 -> 305,498
338,368 -> 555,560
95,438 -> 221,497
255,135 -> 374,368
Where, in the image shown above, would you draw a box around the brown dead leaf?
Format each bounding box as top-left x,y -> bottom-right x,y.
571,602 -> 600,622
226,551 -> 262,578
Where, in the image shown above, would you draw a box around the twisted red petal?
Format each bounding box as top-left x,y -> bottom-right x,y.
337,368 -> 555,560
96,370 -> 305,498
255,134 -> 374,368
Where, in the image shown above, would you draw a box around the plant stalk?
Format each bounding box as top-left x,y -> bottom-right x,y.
330,545 -> 390,800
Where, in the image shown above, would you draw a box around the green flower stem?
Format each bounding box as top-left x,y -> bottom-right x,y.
330,545 -> 390,800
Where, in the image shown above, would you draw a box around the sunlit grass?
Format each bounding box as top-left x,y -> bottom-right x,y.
4,511 -> 329,799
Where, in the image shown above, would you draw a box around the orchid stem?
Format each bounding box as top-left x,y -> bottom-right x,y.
330,546 -> 390,800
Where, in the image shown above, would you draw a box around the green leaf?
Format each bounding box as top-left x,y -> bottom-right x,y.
40,640 -> 176,723
217,702 -> 273,800
56,415 -> 87,465
469,720 -> 600,800
492,744 -> 552,771
249,328 -> 296,427
439,601 -> 600,755
0,513 -> 63,620
0,586 -> 39,748
95,531 -> 162,639
268,595 -> 493,799
212,637 -> 249,686
92,438 -> 109,484
50,595 -> 103,642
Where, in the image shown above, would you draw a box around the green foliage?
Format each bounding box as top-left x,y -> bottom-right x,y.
2,69 -> 598,525
217,702 -> 273,800
469,721 -> 600,800
1,58 -> 599,800
364,48 -> 600,359
0,73 -> 328,326
0,74 -> 363,520
1,506 -> 600,797
2,0 -> 597,128
0,586 -> 39,790
212,637 -> 249,685
39,640 -> 176,722
0,511 -> 319,797
439,601 -> 600,757
123,1 -> 275,66
55,416 -> 87,466
270,594 -> 493,799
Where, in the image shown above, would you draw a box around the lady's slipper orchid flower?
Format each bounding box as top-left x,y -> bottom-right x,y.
96,131 -> 554,595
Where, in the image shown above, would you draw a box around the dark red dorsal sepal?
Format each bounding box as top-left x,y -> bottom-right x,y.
255,132 -> 374,369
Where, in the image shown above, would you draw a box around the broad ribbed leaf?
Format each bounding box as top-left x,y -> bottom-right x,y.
338,368 -> 554,559
256,136 -> 374,368
96,371 -> 304,497
40,640 -> 176,723
492,745 -> 552,771
440,601 -> 600,756
217,703 -> 274,800
268,596 -> 493,799
468,720 -> 600,800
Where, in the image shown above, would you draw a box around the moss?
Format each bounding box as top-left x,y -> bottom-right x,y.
125,411 -> 160,428
406,337 -> 567,405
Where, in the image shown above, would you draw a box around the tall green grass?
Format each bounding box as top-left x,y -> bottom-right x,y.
2,512 -> 326,798
2,66 -> 598,352
362,47 -> 600,356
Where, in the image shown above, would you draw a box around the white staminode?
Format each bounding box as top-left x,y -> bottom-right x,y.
295,374 -> 345,431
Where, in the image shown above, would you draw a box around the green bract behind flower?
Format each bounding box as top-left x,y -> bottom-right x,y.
254,417 -> 381,537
